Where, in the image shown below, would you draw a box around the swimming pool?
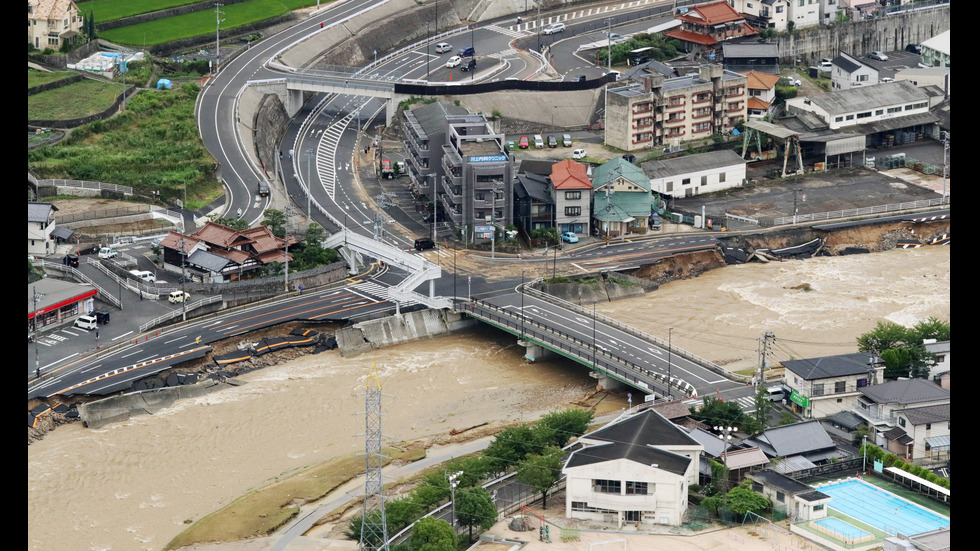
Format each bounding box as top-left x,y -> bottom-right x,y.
817,479 -> 949,536
812,517 -> 873,544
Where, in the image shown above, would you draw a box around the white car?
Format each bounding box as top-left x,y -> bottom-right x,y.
542,22 -> 565,35
435,42 -> 452,54
868,50 -> 889,61
572,148 -> 587,160
446,55 -> 461,68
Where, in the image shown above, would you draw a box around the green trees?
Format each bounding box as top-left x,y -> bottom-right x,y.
454,487 -> 498,542
516,446 -> 564,508
690,397 -> 758,435
408,517 -> 456,551
857,318 -> 949,379
262,208 -> 286,238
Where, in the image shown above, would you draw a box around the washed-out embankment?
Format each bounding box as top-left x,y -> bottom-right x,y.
69,218 -> 946,430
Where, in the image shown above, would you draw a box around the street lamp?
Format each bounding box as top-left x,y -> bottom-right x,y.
448,470 -> 463,527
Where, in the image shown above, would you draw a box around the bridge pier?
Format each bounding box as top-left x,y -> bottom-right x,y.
590,371 -> 626,391
519,339 -> 552,362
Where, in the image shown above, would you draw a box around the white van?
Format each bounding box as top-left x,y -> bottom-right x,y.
129,270 -> 156,283
533,134 -> 544,148
74,315 -> 98,330
766,386 -> 786,402
168,291 -> 190,303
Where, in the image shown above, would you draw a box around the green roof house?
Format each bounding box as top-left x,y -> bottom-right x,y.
592,157 -> 652,237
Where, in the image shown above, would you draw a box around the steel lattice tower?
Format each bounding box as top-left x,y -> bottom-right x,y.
359,364 -> 389,551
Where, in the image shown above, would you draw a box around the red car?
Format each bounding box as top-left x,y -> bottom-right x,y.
518,136 -> 529,149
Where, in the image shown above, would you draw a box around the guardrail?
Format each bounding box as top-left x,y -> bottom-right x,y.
464,299 -> 696,398
139,295 -> 223,332
772,198 -> 948,226
521,283 -> 744,383
38,258 -> 122,309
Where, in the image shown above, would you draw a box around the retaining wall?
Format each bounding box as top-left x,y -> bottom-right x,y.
336,308 -> 478,357
77,379 -> 239,429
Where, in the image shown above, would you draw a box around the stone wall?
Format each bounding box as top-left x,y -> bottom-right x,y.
777,7 -> 950,64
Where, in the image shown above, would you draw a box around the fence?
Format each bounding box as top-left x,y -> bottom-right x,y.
771,197 -> 947,226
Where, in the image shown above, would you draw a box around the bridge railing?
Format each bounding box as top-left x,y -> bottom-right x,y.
464,300 -> 696,398
521,284 -> 745,383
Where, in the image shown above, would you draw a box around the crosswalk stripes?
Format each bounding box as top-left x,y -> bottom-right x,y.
486,24 -> 529,39
682,395 -> 757,412
352,281 -> 418,306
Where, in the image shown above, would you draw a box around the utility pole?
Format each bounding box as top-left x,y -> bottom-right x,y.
214,4 -> 225,75
757,331 -> 774,385
284,205 -> 293,292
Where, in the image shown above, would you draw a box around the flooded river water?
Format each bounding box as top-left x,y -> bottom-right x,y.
27,246 -> 949,551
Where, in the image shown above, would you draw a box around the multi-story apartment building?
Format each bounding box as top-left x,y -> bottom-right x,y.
549,160 -> 593,236
605,65 -> 748,152
438,114 -> 514,237
403,102 -> 470,204
28,0 -> 82,50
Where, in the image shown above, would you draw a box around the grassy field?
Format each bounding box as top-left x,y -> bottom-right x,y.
162,445 -> 426,550
28,82 -> 222,209
28,69 -> 78,88
78,0 -> 202,22
99,0 -> 320,46
28,78 -> 124,120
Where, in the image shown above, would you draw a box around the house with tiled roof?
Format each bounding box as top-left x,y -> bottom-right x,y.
159,222 -> 295,282
742,70 -> 781,118
665,0 -> 758,54
781,352 -> 885,419
592,157 -> 652,238
742,420 -> 841,468
746,470 -> 831,521
854,379 -> 950,463
562,409 -> 702,527
28,0 -> 82,50
549,160 -> 593,236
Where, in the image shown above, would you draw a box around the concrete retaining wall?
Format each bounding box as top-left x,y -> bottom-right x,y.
537,271 -> 657,305
336,308 -> 478,357
77,379 -> 239,429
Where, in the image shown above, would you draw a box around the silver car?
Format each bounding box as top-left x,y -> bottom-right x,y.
542,22 -> 565,35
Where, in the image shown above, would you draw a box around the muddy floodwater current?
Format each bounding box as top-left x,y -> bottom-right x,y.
27,246 -> 949,551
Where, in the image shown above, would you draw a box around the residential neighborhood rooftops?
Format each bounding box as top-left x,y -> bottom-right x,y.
859,378 -> 950,405
563,439 -> 692,476
901,404 -> 951,426
749,469 -> 827,497
781,352 -> 880,380
550,159 -> 592,190
743,420 -> 836,459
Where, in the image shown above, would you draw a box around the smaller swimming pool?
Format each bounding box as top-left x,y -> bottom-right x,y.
812,517 -> 872,543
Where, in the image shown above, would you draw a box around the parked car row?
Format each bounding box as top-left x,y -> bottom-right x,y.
516,134 -> 574,150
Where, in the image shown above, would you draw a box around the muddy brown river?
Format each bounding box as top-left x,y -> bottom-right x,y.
27,246 -> 949,551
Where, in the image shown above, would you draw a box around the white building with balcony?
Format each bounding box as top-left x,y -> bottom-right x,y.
855,378 -> 950,463
782,352 -> 884,419
562,409 -> 702,527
